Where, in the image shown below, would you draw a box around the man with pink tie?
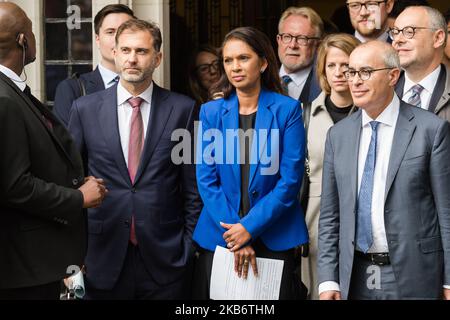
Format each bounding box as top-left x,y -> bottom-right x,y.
68,19 -> 201,299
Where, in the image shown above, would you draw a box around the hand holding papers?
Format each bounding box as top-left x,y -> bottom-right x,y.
210,246 -> 284,300
62,270 -> 85,300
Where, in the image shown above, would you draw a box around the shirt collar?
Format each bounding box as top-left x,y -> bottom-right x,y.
354,29 -> 389,43
0,64 -> 26,91
279,64 -> 312,86
117,81 -> 154,106
361,94 -> 400,128
98,62 -> 119,87
404,65 -> 441,96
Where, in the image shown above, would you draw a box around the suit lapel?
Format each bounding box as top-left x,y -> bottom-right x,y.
134,84 -> 173,184
222,93 -> 240,186
384,103 -> 416,201
85,67 -> 105,94
431,65 -> 448,114
349,111 -> 363,215
248,90 -> 274,189
395,71 -> 405,98
97,85 -> 132,184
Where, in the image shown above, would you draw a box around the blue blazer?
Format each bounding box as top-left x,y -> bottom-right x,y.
68,84 -> 202,290
193,89 -> 308,252
53,67 -> 105,127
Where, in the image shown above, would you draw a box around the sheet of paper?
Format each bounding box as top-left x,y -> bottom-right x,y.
69,271 -> 85,299
210,245 -> 284,300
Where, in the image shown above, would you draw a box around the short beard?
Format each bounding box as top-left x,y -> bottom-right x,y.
282,58 -> 313,73
121,67 -> 153,83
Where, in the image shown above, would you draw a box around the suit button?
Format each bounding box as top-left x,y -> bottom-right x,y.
72,179 -> 78,186
351,241 -> 355,246
251,190 -> 258,197
124,220 -> 130,227
131,188 -> 136,193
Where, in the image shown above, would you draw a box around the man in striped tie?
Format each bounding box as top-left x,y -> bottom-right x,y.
318,40 -> 450,300
68,19 -> 201,299
392,6 -> 450,122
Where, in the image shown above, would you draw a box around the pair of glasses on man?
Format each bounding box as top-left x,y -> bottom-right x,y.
278,33 -> 320,46
387,26 -> 438,40
196,60 -> 220,74
346,1 -> 387,13
343,67 -> 394,81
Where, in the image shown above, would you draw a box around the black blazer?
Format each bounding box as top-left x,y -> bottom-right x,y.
53,67 -> 105,127
0,72 -> 86,289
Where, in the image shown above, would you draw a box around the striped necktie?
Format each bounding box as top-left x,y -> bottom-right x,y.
407,84 -> 424,108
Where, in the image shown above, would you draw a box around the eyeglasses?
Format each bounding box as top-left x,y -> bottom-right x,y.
344,67 -> 394,81
346,1 -> 387,13
278,33 -> 320,46
388,26 -> 437,40
196,60 -> 220,74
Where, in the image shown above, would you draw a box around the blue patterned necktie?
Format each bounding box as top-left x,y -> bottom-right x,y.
407,84 -> 424,108
356,121 -> 380,253
282,75 -> 292,95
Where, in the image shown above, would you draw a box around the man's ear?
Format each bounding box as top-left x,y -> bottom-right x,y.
433,29 -> 446,49
388,67 -> 400,87
153,51 -> 163,69
385,0 -> 395,15
16,33 -> 26,49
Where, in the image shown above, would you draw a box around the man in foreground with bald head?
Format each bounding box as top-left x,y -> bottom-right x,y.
318,40 -> 450,300
0,3 -> 106,299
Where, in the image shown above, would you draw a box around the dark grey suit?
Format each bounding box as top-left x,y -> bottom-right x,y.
395,64 -> 450,122
318,101 -> 450,299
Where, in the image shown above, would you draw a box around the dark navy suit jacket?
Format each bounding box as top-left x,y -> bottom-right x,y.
54,67 -> 105,127
68,83 -> 202,290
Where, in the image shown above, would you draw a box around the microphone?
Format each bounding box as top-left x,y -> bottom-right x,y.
13,42 -> 28,83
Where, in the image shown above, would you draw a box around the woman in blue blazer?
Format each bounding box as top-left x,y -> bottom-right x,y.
192,27 -> 308,299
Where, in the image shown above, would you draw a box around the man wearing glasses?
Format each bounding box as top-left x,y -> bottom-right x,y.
318,40 -> 450,300
277,7 -> 323,103
391,6 -> 450,122
346,0 -> 394,43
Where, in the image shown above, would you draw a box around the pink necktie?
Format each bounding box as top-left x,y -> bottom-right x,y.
127,96 -> 144,245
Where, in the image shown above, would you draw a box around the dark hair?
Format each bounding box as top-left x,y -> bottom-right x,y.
388,0 -> 430,18
188,44 -> 221,104
212,27 -> 283,98
115,19 -> 162,52
445,9 -> 450,24
94,4 -> 135,35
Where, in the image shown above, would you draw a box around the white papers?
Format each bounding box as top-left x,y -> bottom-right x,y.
210,245 -> 284,300
68,271 -> 85,299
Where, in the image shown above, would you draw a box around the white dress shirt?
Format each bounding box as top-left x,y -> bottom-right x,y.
279,64 -> 312,100
355,29 -> 390,43
401,65 -> 441,111
117,81 -> 153,167
0,64 -> 26,91
318,95 -> 400,295
98,62 -> 119,89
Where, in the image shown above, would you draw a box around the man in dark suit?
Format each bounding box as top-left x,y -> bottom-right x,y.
391,6 -> 450,122
277,7 -> 322,104
0,2 -> 106,300
53,4 -> 135,127
68,19 -> 202,299
318,41 -> 450,300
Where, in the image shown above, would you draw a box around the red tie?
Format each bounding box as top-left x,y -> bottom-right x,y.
127,97 -> 144,245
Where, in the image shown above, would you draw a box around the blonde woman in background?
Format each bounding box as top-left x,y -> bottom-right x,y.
300,33 -> 360,299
